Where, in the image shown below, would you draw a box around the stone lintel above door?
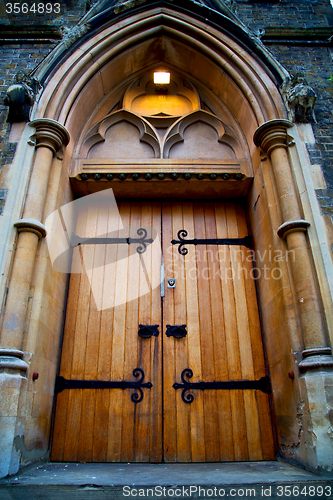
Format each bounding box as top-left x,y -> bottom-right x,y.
70,159 -> 252,198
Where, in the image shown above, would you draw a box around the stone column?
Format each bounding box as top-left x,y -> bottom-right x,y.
254,119 -> 333,372
0,119 -> 69,478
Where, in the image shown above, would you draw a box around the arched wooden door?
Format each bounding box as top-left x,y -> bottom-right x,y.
51,199 -> 275,462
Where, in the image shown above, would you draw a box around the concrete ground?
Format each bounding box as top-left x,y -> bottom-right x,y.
0,461 -> 332,500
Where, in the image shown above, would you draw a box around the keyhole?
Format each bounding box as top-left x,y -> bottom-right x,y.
168,278 -> 176,288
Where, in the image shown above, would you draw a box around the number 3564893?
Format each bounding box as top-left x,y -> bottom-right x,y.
6,3 -> 61,14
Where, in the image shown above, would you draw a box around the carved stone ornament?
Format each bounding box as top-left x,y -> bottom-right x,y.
59,23 -> 90,49
4,71 -> 41,123
280,72 -> 317,123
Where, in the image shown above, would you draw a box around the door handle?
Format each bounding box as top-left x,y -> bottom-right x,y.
138,325 -> 159,338
166,325 -> 187,339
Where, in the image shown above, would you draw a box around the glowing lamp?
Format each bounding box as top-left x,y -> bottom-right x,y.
154,71 -> 170,85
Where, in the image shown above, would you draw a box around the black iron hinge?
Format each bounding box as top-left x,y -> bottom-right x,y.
172,230 -> 252,255
173,368 -> 270,403
55,368 -> 152,403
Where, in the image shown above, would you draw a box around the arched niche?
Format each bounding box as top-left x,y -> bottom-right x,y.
162,110 -> 244,159
78,89 -> 245,164
80,110 -> 161,159
123,68 -> 200,117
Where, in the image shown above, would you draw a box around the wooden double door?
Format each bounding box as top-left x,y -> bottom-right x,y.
51,200 -> 275,463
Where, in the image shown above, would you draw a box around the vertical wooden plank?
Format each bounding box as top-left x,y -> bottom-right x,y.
63,201 -> 95,462
162,202 -> 178,462
226,201 -> 262,461
120,202 -> 141,462
149,201 -> 162,462
51,206 -> 88,461
193,202 -> 220,462
107,202 -> 130,461
92,200 -> 113,462
204,202 -> 234,462
235,204 -> 275,460
135,202 -> 152,461
172,202 -> 191,462
215,202 -> 248,461
235,204 -> 266,379
77,199 -> 100,462
256,391 -> 276,460
183,202 -> 205,462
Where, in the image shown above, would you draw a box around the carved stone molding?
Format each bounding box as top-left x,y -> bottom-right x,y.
59,23 -> 90,50
299,347 -> 333,373
29,118 -> 70,155
14,219 -> 47,239
277,219 -> 311,240
280,72 -> 317,124
81,110 -> 160,159
0,349 -> 28,374
4,71 -> 41,123
80,109 -> 244,161
253,119 -> 294,156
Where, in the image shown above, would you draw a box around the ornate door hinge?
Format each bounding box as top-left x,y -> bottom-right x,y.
55,368 -> 152,403
171,230 -> 252,255
71,228 -> 154,254
173,368 -> 270,403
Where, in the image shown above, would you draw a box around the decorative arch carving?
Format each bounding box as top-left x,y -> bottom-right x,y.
162,110 -> 243,159
79,109 -> 161,159
79,108 -> 245,161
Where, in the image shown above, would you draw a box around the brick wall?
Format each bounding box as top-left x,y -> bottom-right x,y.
236,0 -> 333,31
0,0 -> 87,212
235,0 -> 333,218
0,44 -> 56,212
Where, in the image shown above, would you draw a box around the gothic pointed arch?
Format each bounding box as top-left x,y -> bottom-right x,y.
5,0 -> 333,478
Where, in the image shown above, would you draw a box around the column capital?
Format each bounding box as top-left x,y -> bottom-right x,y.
253,119 -> 294,156
277,219 -> 310,240
29,118 -> 70,155
14,218 -> 47,239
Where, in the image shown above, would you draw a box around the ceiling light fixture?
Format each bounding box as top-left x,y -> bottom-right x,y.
154,71 -> 170,85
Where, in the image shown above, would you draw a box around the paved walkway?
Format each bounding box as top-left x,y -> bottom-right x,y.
0,461 -> 332,499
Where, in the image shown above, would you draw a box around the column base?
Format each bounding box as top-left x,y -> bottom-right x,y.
0,349 -> 29,478
297,367 -> 333,474
299,347 -> 333,373
0,349 -> 29,374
